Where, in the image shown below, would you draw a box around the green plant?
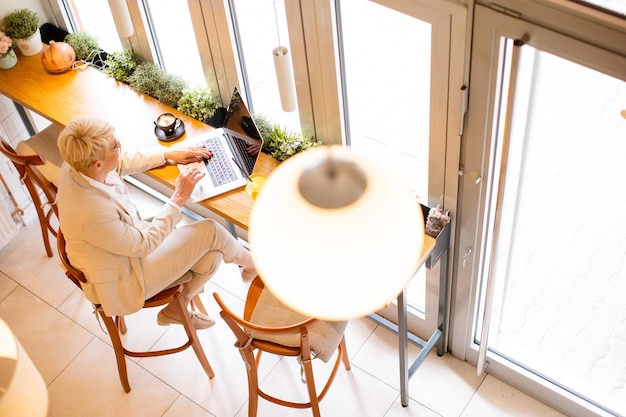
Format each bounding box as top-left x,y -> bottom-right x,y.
255,115 -> 322,161
252,113 -> 273,142
128,62 -> 186,108
103,49 -> 140,83
177,86 -> 221,123
2,8 -> 39,40
65,31 -> 100,62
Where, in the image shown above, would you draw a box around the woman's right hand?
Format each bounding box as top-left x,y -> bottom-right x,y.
170,168 -> 205,207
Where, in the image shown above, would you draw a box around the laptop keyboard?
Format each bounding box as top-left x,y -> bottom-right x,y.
232,136 -> 257,173
200,136 -> 237,186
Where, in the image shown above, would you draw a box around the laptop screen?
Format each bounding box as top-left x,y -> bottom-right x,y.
223,87 -> 264,175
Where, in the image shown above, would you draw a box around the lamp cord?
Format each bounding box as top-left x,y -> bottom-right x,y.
273,0 -> 282,47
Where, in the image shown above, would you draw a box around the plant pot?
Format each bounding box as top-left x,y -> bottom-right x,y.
0,50 -> 18,69
15,29 -> 43,56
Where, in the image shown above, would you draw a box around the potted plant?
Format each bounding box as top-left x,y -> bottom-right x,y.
0,31 -> 16,69
253,114 -> 322,161
103,48 -> 140,83
128,62 -> 186,108
177,86 -> 221,124
64,31 -> 105,68
2,8 -> 42,56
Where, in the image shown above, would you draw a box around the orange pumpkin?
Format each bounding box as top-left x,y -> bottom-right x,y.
41,41 -> 76,74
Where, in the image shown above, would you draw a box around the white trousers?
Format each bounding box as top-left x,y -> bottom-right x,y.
141,219 -> 242,300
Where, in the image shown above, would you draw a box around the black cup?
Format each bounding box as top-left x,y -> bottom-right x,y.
154,113 -> 181,137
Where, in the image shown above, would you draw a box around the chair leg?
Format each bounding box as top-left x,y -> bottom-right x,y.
100,311 -> 131,393
25,180 -> 53,258
339,336 -> 351,370
115,316 -> 128,334
244,346 -> 260,417
300,332 -> 322,417
303,360 -> 321,417
174,293 -> 215,379
36,205 -> 52,257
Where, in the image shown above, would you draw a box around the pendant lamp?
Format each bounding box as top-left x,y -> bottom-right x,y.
248,146 -> 424,320
272,0 -> 297,112
110,0 -> 134,38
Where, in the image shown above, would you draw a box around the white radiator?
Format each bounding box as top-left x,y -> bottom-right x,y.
0,201 -> 17,250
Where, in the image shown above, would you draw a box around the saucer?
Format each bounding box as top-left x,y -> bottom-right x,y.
155,120 -> 185,142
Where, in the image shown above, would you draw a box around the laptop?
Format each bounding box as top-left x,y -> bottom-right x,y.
177,88 -> 264,202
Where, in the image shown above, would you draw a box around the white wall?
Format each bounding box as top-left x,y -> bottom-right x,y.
0,95 -> 39,230
1,0 -> 51,30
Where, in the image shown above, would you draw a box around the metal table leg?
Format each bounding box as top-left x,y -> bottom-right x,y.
397,289 -> 409,406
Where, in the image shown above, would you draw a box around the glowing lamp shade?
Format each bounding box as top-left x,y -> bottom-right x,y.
249,146 -> 424,320
0,318 -> 48,417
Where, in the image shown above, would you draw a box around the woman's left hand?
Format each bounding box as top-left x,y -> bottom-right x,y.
164,146 -> 213,165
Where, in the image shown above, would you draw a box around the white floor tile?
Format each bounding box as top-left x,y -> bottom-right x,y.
407,351 -> 484,417
351,325 -> 422,390
0,218 -> 74,307
162,395 -> 216,417
0,285 -> 93,384
47,337 -> 179,417
385,397 -> 442,417
460,375 -> 568,417
0,271 -> 18,301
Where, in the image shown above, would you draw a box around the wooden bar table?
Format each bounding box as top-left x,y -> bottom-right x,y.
0,50 -> 278,230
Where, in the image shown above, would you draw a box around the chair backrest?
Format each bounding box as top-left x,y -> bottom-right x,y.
243,277 -> 272,320
0,137 -> 58,213
0,138 -> 46,168
57,229 -> 87,289
218,277 -> 316,334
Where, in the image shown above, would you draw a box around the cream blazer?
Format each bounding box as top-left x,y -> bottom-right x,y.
57,149 -> 183,316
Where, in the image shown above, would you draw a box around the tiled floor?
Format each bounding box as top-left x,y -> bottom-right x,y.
0,183 -> 567,417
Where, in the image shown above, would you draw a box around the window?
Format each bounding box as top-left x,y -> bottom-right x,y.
64,0 -> 122,54
229,0 -> 302,132
141,0 -> 205,87
573,0 -> 626,17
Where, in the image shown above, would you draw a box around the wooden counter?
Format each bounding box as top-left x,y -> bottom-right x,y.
0,50 -> 279,230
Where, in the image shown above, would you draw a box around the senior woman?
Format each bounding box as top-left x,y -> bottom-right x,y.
56,116 -> 257,329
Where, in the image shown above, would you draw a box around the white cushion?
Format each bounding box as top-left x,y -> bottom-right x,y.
16,123 -> 64,186
249,287 -> 347,363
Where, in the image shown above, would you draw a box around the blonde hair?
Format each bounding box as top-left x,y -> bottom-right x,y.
57,116 -> 115,173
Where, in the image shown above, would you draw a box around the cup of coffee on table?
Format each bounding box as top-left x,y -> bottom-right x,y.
155,113 -> 181,137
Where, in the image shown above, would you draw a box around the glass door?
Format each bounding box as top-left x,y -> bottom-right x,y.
336,0 -> 465,337
338,0 -> 429,321
457,4 -> 626,416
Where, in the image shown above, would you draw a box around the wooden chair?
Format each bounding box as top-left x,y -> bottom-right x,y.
213,277 -> 351,417
0,124 -> 63,257
57,228 -> 215,393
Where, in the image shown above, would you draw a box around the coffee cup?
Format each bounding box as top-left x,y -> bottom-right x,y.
154,113 -> 181,137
